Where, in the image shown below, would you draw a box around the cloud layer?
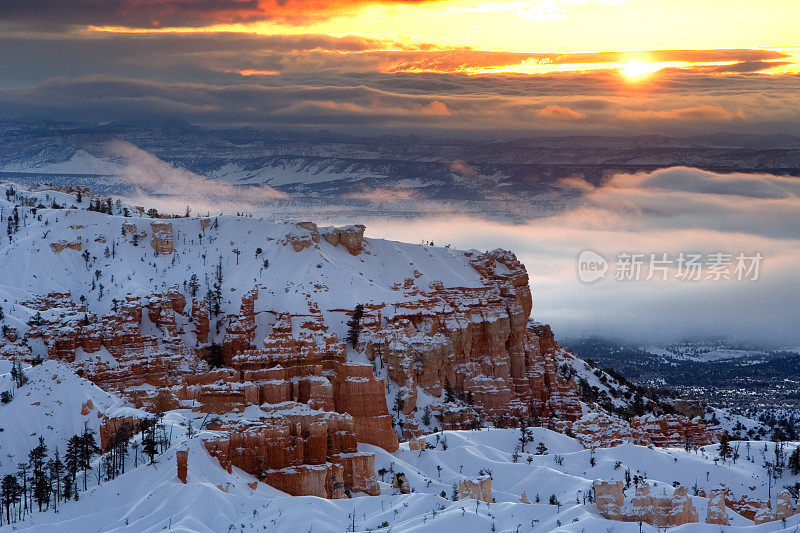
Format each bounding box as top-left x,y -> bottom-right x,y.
106,140 -> 288,213
359,167 -> 800,345
0,28 -> 797,136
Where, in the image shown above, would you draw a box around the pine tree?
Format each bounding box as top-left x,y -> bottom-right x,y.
1,474 -> 20,525
141,420 -> 158,464
788,447 -> 800,476
344,304 -> 364,347
518,420 -> 534,453
718,431 -> 732,463
30,311 -> 44,326
421,405 -> 432,426
16,463 -> 28,516
28,437 -> 49,511
48,450 -> 63,512
10,361 -> 28,388
188,274 -> 199,298
78,427 -> 101,491
65,435 -> 81,486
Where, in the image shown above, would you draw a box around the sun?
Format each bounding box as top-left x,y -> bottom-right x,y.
619,60 -> 663,80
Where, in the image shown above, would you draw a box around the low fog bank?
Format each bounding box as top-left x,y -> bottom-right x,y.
359,167 -> 800,346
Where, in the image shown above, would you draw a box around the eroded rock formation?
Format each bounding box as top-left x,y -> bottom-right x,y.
706,488 -> 728,525
459,476 -> 493,503
594,480 -> 699,527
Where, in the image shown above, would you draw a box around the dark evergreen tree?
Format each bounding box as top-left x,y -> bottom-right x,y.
28,437 -> 49,511
76,427 -> 101,491
206,344 -> 224,369
1,474 -> 20,525
344,304 -> 364,347
65,435 -> 81,486
10,361 -> 28,388
518,419 -> 534,453
29,312 -> 44,327
718,431 -> 732,463
48,450 -> 63,512
141,419 -> 159,464
188,274 -> 200,298
789,447 -> 800,476
16,463 -> 28,517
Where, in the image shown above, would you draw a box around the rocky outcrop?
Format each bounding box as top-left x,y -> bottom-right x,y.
202,402 -> 380,497
566,411 -> 721,449
459,476 -> 492,503
50,237 -> 82,253
150,222 -> 174,254
706,488 -> 728,525
284,223 -> 366,255
408,436 -> 426,450
177,450 -> 188,483
594,480 -> 625,519
284,222 -> 320,252
191,298 -> 209,344
569,412 -> 637,448
392,473 -> 411,494
321,225 -> 366,255
360,249 -> 582,428
594,480 -> 699,527
724,491 -> 770,520
630,415 -> 721,448
99,416 -> 141,451
751,490 -> 799,524
754,507 -> 775,525
776,489 -> 796,521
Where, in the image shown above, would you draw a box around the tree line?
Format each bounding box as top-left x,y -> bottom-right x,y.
0,415 -> 171,526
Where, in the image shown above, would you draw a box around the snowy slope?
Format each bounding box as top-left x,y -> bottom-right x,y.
0,360 -> 146,478
2,428 -> 799,532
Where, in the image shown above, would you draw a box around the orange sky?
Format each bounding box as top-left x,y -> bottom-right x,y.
1,0 -> 798,134
85,0 -> 800,79
86,0 -> 798,52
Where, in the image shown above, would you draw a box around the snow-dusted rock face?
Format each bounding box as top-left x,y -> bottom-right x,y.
594,480 -> 699,527
706,488 -> 729,525
458,476 -> 492,503
567,411 -> 722,449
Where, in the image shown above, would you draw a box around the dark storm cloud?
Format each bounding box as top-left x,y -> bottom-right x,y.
0,0 -> 436,30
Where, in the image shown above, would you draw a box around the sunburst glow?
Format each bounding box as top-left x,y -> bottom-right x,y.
619,60 -> 664,80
